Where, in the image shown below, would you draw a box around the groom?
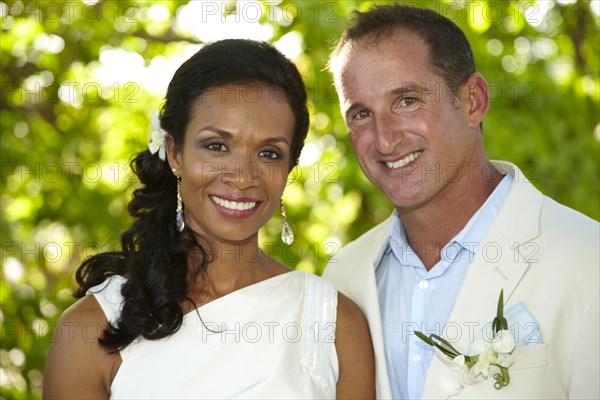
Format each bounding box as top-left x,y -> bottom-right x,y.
324,4 -> 599,399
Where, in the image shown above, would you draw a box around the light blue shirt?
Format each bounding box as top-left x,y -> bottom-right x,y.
375,174 -> 513,400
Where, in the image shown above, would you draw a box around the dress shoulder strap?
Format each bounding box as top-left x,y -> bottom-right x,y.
300,272 -> 338,391
86,275 -> 127,325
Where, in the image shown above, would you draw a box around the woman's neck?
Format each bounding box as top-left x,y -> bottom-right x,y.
184,242 -> 290,309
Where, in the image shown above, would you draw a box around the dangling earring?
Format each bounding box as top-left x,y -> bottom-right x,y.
280,200 -> 294,245
176,178 -> 185,232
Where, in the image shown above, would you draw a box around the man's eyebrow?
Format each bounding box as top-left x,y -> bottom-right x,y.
389,84 -> 434,96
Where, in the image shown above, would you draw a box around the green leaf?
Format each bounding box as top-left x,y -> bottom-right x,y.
414,330 -> 434,346
497,289 -> 504,319
414,331 -> 462,359
494,289 -> 509,333
430,334 -> 462,358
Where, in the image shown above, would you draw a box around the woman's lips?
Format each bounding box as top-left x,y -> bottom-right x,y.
210,195 -> 261,218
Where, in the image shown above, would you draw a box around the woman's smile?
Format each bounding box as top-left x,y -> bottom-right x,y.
210,195 -> 261,218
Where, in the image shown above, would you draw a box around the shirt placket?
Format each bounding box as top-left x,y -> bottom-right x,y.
406,267 -> 433,399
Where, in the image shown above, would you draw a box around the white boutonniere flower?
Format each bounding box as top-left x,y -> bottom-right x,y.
436,350 -> 480,395
416,290 -> 516,395
467,326 -> 515,380
148,108 -> 167,161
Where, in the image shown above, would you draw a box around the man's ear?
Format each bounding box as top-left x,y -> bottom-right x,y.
463,72 -> 489,129
165,135 -> 182,175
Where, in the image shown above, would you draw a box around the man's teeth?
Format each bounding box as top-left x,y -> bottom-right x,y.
386,151 -> 423,169
211,196 -> 257,211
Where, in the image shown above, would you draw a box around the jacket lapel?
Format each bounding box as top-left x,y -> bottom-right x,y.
350,217 -> 395,399
421,162 -> 543,398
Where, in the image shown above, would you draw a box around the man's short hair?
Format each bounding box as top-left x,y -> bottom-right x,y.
330,4 -> 476,96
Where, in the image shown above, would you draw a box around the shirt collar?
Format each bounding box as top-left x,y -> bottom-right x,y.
454,173 -> 513,253
374,173 -> 513,271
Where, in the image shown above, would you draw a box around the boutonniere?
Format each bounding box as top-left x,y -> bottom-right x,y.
415,290 -> 516,396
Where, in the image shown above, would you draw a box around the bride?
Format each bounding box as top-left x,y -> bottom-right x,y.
43,39 -> 375,399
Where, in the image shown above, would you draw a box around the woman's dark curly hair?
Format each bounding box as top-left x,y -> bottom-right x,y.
74,39 -> 309,352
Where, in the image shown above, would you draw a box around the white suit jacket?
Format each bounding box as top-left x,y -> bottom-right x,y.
324,162 -> 599,399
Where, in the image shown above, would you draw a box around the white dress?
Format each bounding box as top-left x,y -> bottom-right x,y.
88,270 -> 339,399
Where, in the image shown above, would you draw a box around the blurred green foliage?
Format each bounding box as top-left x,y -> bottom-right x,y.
1,0 -> 598,398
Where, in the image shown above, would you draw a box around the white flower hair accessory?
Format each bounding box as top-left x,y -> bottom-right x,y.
148,108 -> 167,161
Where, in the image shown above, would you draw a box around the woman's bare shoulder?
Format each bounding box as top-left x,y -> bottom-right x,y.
64,293 -> 108,321
43,294 -> 120,399
336,293 -> 367,328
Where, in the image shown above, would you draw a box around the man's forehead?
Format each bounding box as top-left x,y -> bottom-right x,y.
333,32 -> 429,72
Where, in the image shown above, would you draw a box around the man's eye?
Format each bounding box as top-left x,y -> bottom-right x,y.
399,97 -> 418,107
354,110 -> 371,120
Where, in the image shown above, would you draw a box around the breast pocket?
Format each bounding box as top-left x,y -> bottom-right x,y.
510,343 -> 548,370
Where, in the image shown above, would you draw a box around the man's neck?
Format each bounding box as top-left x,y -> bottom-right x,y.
398,162 -> 503,270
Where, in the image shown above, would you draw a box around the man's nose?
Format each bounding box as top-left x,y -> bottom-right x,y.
373,112 -> 405,155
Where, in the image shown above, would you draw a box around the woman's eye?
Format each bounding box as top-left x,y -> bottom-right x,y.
259,149 -> 282,160
205,141 -> 227,152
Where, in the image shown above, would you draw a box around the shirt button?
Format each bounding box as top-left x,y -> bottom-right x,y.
413,354 -> 422,363
419,280 -> 429,289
